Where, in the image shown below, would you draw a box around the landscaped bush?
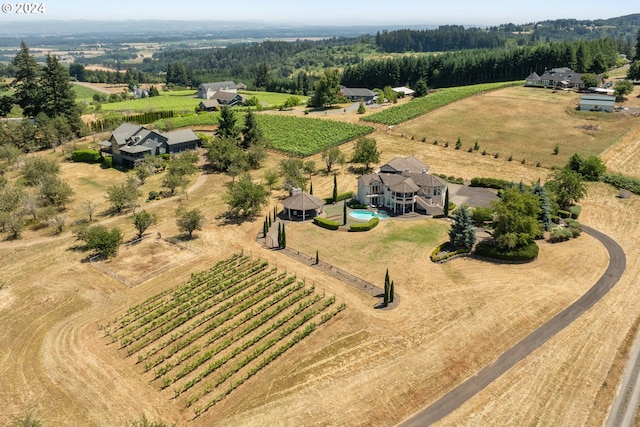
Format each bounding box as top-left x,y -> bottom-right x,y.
602,173 -> 640,195
470,177 -> 511,190
313,217 -> 340,230
324,191 -> 354,204
549,227 -> 573,243
102,156 -> 113,168
557,209 -> 571,218
349,217 -> 379,232
430,242 -> 470,262
72,149 -> 101,163
565,218 -> 582,237
474,241 -> 539,262
471,206 -> 493,226
569,205 -> 581,219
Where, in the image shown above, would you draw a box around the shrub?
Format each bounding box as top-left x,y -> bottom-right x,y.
102,156 -> 113,168
148,190 -> 159,200
602,173 -> 640,195
470,177 -> 511,190
324,191 -> 354,204
72,149 -> 101,163
565,218 -> 582,237
471,206 -> 493,226
430,242 -> 470,262
313,217 -> 340,230
569,205 -> 581,219
347,199 -> 368,209
549,227 -> 573,243
557,209 -> 571,218
349,217 -> 379,232
474,241 -> 539,262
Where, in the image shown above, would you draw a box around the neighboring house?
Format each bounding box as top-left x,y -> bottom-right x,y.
579,94 -> 615,112
198,99 -> 220,111
392,86 -> 415,97
197,81 -> 237,99
281,190 -> 325,220
131,85 -> 149,99
525,67 -> 586,89
211,91 -> 243,106
340,86 -> 377,103
356,156 -> 447,215
102,122 -> 200,168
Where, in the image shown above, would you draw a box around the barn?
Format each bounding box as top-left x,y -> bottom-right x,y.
579,94 -> 615,113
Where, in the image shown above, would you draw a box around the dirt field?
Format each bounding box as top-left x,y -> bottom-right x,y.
1,85 -> 640,426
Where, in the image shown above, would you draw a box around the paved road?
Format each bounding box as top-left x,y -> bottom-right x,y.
399,225 -> 626,426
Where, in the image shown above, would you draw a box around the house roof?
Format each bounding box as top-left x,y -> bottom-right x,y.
526,71 -> 540,80
120,144 -> 154,154
379,156 -> 430,174
199,81 -> 236,91
199,99 -> 220,108
392,86 -> 415,95
281,192 -> 325,211
540,67 -> 583,85
340,86 -> 376,98
212,91 -> 241,101
385,177 -> 420,193
164,129 -> 199,145
111,122 -> 146,146
406,172 -> 447,188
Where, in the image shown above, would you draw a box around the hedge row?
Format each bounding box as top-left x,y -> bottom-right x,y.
72,149 -> 101,163
349,217 -> 379,232
602,173 -> 640,195
558,206 -> 581,219
470,177 -> 511,190
313,217 -> 340,230
430,242 -> 470,262
324,191 -> 354,204
474,241 -> 539,262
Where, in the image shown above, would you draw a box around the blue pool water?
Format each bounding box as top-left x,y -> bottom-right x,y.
349,210 -> 389,220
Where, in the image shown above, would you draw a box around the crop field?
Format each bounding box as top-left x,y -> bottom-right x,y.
72,84 -> 105,103
393,85 -> 638,168
361,81 -> 523,126
100,253 -> 345,417
255,114 -> 374,156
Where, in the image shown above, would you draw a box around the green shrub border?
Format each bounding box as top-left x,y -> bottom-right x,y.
430,242 -> 471,262
470,177 -> 511,190
72,149 -> 101,163
474,241 -> 539,262
313,217 -> 340,230
349,217 -> 379,232
324,191 -> 354,204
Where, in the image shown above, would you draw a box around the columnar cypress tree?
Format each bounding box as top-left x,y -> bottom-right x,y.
444,187 -> 450,217
310,181 -> 313,195
274,205 -> 277,220
343,202 -> 347,225
333,173 -> 338,203
390,280 -> 395,303
263,219 -> 268,237
277,222 -> 282,247
268,213 -> 272,227
315,250 -> 319,265
383,268 -> 390,307
281,223 -> 286,249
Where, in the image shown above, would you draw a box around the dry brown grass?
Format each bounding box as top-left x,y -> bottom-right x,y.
1,85 -> 640,426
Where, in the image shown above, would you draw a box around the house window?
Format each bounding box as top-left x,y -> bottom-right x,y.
434,188 -> 441,196
371,185 -> 379,193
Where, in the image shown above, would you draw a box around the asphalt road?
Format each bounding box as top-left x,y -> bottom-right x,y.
398,225 -> 626,426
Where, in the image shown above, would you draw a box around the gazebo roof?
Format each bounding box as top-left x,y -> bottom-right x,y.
282,192 -> 325,211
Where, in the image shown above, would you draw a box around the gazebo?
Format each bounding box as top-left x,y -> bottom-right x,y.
281,191 -> 325,220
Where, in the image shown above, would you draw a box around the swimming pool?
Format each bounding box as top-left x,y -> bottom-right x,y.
348,210 -> 389,221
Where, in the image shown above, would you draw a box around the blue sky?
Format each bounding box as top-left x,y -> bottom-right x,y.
0,0 -> 637,25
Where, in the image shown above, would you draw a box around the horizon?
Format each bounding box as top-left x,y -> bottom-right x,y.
0,0 -> 637,28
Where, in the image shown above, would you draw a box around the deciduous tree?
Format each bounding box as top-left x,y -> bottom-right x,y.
491,187 -> 541,250
321,146 -> 345,173
132,210 -> 158,239
176,206 -> 204,238
351,137 -> 380,172
225,173 -> 269,217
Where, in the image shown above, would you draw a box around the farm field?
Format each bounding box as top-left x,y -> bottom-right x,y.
393,85 -> 638,168
1,82 -> 640,427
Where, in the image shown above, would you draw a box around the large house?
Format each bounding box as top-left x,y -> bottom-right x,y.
356,157 -> 447,215
525,67 -> 586,89
197,81 -> 237,99
101,123 -> 200,168
340,86 -> 377,103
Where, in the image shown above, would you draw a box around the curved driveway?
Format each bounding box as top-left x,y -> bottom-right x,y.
399,225 -> 626,426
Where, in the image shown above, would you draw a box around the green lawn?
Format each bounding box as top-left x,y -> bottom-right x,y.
239,90 -> 308,106
72,84 -> 105,103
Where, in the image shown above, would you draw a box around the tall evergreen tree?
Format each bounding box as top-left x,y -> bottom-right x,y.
444,187 -> 450,217
532,180 -> 552,232
281,223 -> 286,249
41,54 -> 82,134
383,268 -> 390,307
390,281 -> 395,303
241,108 -> 264,150
343,202 -> 347,225
11,42 -> 42,118
448,205 -> 476,250
216,106 -> 240,141
332,174 -> 338,203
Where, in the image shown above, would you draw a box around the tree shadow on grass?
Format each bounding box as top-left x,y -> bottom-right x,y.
216,210 -> 256,226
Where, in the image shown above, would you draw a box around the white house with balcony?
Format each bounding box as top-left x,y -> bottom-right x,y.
356,156 -> 447,215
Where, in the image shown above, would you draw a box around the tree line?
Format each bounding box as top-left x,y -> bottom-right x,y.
341,38 -> 620,89
375,25 -> 506,53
